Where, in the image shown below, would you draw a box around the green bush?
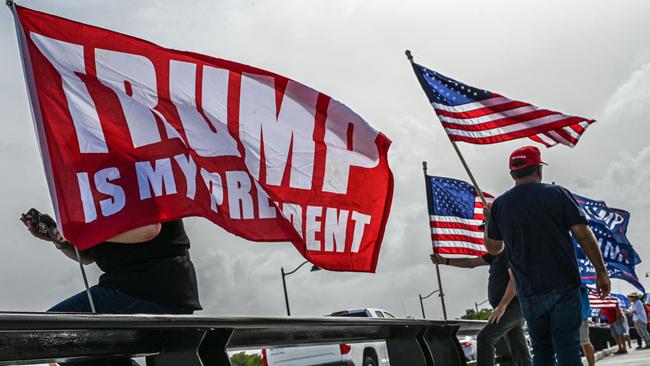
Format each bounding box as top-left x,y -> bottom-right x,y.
230,351 -> 262,366
460,308 -> 493,320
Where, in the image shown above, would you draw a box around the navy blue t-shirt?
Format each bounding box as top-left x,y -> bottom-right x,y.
482,251 -> 514,308
487,183 -> 588,298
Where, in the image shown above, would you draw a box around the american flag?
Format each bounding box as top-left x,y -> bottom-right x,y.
425,175 -> 494,256
411,63 -> 595,148
588,290 -> 621,310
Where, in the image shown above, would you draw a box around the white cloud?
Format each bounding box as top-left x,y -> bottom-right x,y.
567,55 -> 650,294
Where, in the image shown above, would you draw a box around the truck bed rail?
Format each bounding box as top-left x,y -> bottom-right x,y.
0,312 -> 467,366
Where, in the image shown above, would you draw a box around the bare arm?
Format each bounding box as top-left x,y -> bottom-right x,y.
571,223 -> 611,297
499,269 -> 517,308
484,236 -> 504,256
484,219 -> 504,255
20,217 -> 95,264
57,243 -> 95,265
21,212 -> 161,264
430,253 -> 487,268
489,269 -> 517,324
482,204 -> 504,255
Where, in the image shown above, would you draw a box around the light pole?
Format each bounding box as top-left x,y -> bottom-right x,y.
418,290 -> 440,319
281,260 -> 321,316
474,299 -> 489,320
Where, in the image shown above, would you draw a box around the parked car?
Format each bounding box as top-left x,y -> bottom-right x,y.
261,308 -> 392,366
457,335 -> 477,361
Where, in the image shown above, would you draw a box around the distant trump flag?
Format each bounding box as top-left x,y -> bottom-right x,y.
411,62 -> 595,148
425,175 -> 493,256
10,5 -> 394,272
573,194 -> 644,293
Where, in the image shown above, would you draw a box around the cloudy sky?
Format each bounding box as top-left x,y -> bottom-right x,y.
1,0 -> 649,320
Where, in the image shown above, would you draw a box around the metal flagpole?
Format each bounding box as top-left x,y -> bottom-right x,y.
423,161 -> 448,321
406,50 -> 489,207
75,247 -> 97,313
7,0 -> 97,314
449,141 -> 488,206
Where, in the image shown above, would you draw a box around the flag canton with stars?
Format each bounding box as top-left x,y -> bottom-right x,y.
575,194 -> 631,245
575,196 -> 607,214
427,176 -> 476,218
417,65 -> 493,106
589,222 -> 617,241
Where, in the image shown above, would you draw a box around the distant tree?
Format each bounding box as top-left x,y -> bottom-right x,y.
230,351 -> 262,366
460,308 -> 493,320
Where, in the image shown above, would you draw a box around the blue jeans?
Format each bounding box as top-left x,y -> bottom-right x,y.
49,285 -> 194,366
519,286 -> 581,366
477,302 -> 532,366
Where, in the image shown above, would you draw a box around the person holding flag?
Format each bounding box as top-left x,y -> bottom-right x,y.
430,251 -> 531,366
20,209 -> 201,366
424,174 -> 530,365
483,146 -> 610,365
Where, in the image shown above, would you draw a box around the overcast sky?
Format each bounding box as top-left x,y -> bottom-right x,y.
1,0 -> 649,320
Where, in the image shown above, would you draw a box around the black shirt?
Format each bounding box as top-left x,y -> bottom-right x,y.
487,183 -> 588,298
89,220 -> 202,310
482,251 -> 513,308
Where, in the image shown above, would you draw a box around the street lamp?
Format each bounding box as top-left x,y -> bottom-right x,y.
474,299 -> 489,320
418,290 -> 440,319
281,260 -> 321,316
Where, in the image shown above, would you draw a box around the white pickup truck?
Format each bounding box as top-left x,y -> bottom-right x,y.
262,308 -> 393,366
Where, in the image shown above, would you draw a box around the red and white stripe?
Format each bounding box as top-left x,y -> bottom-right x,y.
432,94 -> 595,148
431,193 -> 494,256
588,291 -> 620,309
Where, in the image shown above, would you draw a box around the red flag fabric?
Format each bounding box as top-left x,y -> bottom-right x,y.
12,5 -> 393,272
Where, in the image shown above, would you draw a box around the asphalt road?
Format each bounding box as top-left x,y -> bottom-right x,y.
598,347 -> 650,365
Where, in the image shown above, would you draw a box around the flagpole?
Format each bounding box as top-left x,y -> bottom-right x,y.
449,140 -> 488,206
423,161 -> 448,321
406,50 -> 488,207
8,0 -> 97,314
74,247 -> 97,313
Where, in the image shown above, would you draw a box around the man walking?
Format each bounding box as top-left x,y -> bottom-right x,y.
431,252 -> 531,366
483,146 -> 610,366
628,292 -> 650,348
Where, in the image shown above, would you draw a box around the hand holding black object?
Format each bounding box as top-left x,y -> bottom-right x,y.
20,208 -> 67,245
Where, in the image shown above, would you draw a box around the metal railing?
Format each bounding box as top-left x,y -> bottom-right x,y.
0,312 -> 468,366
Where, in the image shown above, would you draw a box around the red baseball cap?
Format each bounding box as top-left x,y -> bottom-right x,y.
509,146 -> 547,171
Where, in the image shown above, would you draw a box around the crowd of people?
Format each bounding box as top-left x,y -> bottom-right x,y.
596,292 -> 650,355
430,146 -> 647,366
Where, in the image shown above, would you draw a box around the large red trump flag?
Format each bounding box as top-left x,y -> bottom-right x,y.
11,5 -> 393,272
